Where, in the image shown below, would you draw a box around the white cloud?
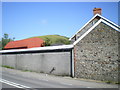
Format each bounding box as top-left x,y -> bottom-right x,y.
41,19 -> 48,24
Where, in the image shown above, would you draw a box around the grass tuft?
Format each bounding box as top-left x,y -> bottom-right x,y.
1,65 -> 14,69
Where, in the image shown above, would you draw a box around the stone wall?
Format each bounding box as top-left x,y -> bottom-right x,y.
74,22 -> 119,82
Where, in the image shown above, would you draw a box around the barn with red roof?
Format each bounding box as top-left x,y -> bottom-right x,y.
4,37 -> 45,50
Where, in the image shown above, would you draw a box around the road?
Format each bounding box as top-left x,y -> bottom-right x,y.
2,72 -> 85,88
1,83 -> 16,88
0,67 -> 119,89
1,71 -> 86,88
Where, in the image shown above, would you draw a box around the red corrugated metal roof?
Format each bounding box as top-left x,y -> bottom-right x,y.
4,37 -> 45,50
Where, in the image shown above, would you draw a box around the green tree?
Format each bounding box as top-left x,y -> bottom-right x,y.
44,37 -> 52,46
1,33 -> 15,50
0,41 -> 2,50
4,33 -> 9,39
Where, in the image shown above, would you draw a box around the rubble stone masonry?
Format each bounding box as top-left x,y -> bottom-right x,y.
74,22 -> 119,82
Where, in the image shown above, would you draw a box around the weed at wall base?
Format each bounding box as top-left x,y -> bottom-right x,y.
1,65 -> 14,69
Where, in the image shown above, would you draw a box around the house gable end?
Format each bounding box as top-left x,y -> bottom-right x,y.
74,21 -> 119,81
70,14 -> 120,43
73,19 -> 120,46
69,14 -> 101,41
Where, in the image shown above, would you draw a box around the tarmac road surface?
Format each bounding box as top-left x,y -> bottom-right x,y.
0,67 -> 119,89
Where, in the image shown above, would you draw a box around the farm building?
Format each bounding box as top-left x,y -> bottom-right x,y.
4,37 -> 45,50
1,8 -> 120,82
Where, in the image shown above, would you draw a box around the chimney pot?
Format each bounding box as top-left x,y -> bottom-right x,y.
93,8 -> 102,15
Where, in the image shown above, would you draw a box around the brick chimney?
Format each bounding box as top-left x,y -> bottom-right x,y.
93,8 -> 102,15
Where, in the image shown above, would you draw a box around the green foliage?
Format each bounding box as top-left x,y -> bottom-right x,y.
31,35 -> 70,46
1,65 -> 14,69
103,80 -> 120,84
1,33 -> 15,49
4,33 -> 9,39
0,41 -> 2,50
115,82 -> 120,84
44,37 -> 52,46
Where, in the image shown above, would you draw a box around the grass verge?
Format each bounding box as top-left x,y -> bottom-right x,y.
1,65 -> 14,69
